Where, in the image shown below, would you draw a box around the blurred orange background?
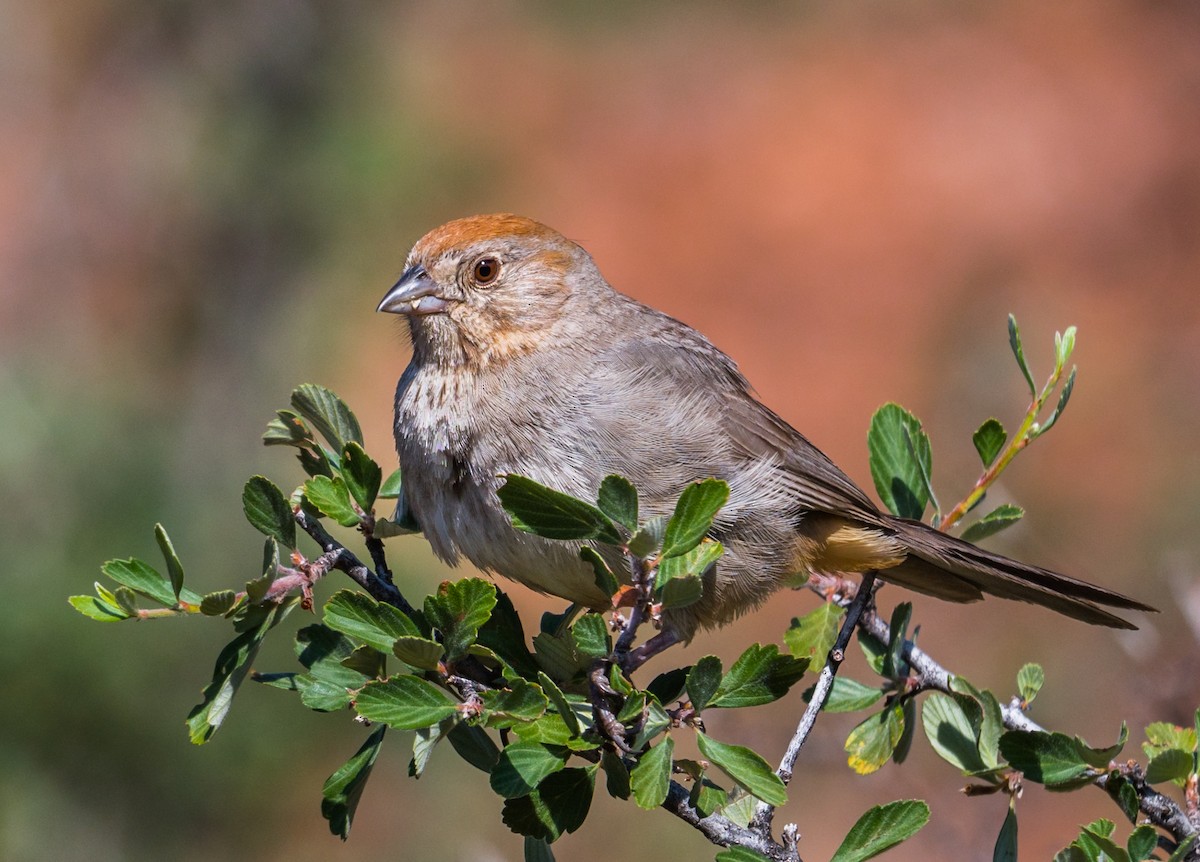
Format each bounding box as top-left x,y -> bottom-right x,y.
3,2 -> 1199,860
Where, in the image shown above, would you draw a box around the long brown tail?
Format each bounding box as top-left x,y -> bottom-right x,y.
880,517 -> 1156,630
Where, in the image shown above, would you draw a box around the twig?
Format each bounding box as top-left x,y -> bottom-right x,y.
662,780 -> 801,862
751,571 -> 879,835
293,509 -> 414,615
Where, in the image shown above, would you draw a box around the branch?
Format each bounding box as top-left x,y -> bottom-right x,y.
293,509 -> 415,615
662,780 -> 801,862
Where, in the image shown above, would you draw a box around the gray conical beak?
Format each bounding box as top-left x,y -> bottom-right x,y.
377,266 -> 451,316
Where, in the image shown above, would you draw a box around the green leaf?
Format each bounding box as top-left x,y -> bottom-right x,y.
186,599 -> 294,743
845,703 -> 906,776
200,590 -> 239,617
716,849 -> 772,862
154,523 -> 185,601
580,547 -> 620,599
1037,366 -> 1076,437
354,675 -> 458,730
497,475 -> 621,543
297,445 -> 335,479
1074,723 -> 1128,769
686,656 -> 723,712
480,679 -> 549,728
630,735 -> 674,809
882,602 -> 911,679
392,636 -> 444,671
410,718 -> 453,778
1008,315 -> 1036,397
263,409 -> 313,446
532,631 -> 589,681
100,558 -> 178,608
922,693 -> 990,774
424,578 -> 498,662
858,628 -> 887,674
696,733 -> 786,806
657,540 -> 723,587
1080,823 -> 1132,862
1143,722 -> 1197,758
1127,825 -> 1158,861
661,479 -> 729,559
785,602 -> 845,663
630,698 -> 672,751
323,589 -> 421,653
290,384 -> 363,453
242,475 -> 296,548
525,837 -> 556,862
804,676 -> 885,713
647,667 -> 689,705
1144,748 -> 1193,785
538,673 -> 581,738
1169,836 -> 1199,862
961,504 -> 1025,543
1106,773 -> 1139,823
321,725 -> 385,840
998,730 -> 1091,786
600,750 -> 631,800
378,468 -> 403,499
973,418 -> 1008,467
571,613 -> 610,658
597,474 -> 638,532
627,515 -> 667,558
304,475 -> 360,527
501,767 -> 595,842
1017,663 -> 1044,705
447,722 -> 501,773
490,741 -> 569,798
992,807 -> 1017,862
476,590 -> 540,679
867,403 -> 932,520
894,697 -> 917,765
1055,326 -> 1077,372
709,644 -> 809,709
829,799 -> 931,862
340,442 -> 382,511
660,574 -> 704,609
68,593 -> 130,622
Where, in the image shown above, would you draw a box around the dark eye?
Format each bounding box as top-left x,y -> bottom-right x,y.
472,257 -> 501,286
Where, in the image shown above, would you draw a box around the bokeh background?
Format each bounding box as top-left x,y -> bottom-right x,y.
3,2 -> 1199,860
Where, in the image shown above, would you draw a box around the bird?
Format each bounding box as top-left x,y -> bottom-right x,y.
377,213 -> 1153,645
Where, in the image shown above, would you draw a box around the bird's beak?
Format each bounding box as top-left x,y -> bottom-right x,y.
377,265 -> 451,316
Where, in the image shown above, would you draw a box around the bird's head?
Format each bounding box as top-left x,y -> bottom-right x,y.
378,214 -> 604,367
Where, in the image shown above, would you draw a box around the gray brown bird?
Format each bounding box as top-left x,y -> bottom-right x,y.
378,214 -> 1152,643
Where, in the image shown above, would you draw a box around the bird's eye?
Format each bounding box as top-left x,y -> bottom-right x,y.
471,257 -> 501,286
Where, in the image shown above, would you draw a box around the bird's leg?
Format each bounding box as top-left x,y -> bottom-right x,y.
588,659 -> 634,753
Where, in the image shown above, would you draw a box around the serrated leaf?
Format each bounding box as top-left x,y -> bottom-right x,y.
829,799 -> 931,862
630,736 -> 674,809
1008,315 -> 1036,397
242,475 -> 296,548
709,644 -> 809,709
1144,722 -> 1197,757
323,589 -> 421,653
341,442 -> 382,511
68,594 -> 130,622
804,676 -> 885,713
424,578 -> 498,662
999,730 -> 1091,786
1127,825 -> 1158,861
785,602 -> 845,663
627,515 -> 667,558
922,693 -> 990,774
1105,773 -> 1139,823
321,725 -> 385,840
263,409 -> 313,447
538,673 -> 580,737
154,523 -> 185,600
186,599 -> 294,743
661,479 -> 729,559
378,468 -> 403,499
1080,824 -> 1131,862
341,646 -> 386,680
1017,663 -> 1044,705
686,656 -> 722,712
490,741 -> 569,798
696,733 -> 786,806
100,558 -> 179,608
501,767 -> 595,842
660,574 -> 704,609
571,613 -> 610,658
973,418 -> 1008,467
630,698 -> 672,752
1144,748 -> 1193,785
304,475 -> 360,527
867,403 -> 932,520
597,474 -> 638,532
497,475 -> 620,543
476,590 -> 539,679
354,675 -> 458,730
200,590 -> 239,617
656,540 -> 723,588
845,703 -> 906,776
961,504 -> 1025,543
480,679 -> 549,728
647,667 -> 689,705
392,636 -> 444,671
532,631 -> 589,681
580,547 -> 620,598
290,384 -> 363,454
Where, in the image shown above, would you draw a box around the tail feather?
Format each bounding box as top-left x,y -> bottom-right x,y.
887,518 -> 1156,630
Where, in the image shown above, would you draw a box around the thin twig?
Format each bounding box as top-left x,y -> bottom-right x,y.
751,571 -> 879,835
293,509 -> 414,614
662,780 -> 801,862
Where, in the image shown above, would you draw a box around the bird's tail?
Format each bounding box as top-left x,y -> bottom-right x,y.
880,517 -> 1156,630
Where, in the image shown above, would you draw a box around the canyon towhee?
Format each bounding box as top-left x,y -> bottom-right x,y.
378,214 -> 1152,642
